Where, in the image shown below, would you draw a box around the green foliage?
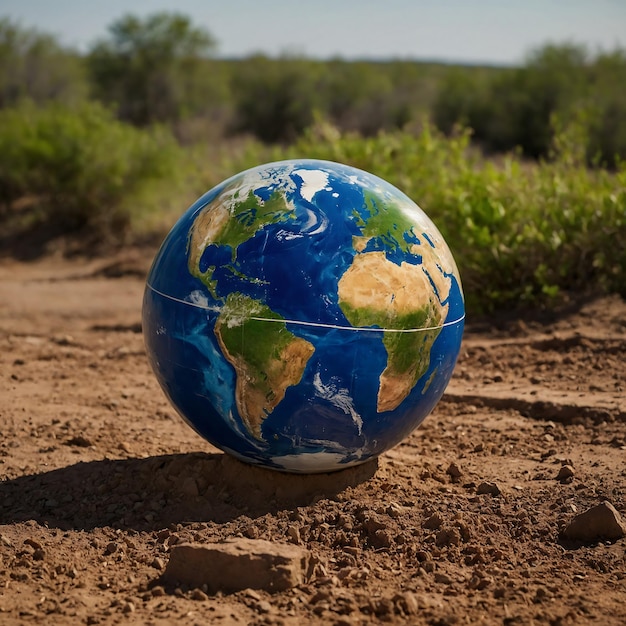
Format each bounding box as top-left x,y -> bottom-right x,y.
87,12 -> 219,126
0,18 -> 88,108
585,49 -> 626,168
319,60 -> 410,136
276,122 -> 626,313
228,56 -> 467,144
0,11 -> 623,313
0,100 -> 183,237
434,43 -> 626,167
230,56 -> 321,144
3,11 -> 624,167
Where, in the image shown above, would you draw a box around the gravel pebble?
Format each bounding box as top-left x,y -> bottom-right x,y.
477,482 -> 501,496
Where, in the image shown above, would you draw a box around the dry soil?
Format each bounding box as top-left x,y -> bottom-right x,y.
1,251 -> 625,625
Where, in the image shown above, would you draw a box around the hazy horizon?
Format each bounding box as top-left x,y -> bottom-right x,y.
2,0 -> 625,65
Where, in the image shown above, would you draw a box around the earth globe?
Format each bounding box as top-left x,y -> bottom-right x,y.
142,159 -> 464,473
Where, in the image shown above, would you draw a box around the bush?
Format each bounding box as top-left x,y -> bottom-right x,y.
87,12 -> 219,127
0,100 -> 183,239
0,18 -> 88,108
434,44 -> 626,167
230,56 -> 321,144
227,57 -> 469,144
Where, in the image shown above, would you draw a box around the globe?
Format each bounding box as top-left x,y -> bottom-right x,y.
142,159 -> 464,473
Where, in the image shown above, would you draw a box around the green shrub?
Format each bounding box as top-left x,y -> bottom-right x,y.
0,100 -> 183,238
87,12 -> 219,127
0,18 -> 88,108
434,44 -> 626,167
230,56 -> 321,144
226,56 -> 486,144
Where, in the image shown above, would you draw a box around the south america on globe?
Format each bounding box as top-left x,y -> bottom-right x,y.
142,159 -> 465,473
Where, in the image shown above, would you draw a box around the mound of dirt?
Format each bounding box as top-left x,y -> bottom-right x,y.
1,255 -> 625,625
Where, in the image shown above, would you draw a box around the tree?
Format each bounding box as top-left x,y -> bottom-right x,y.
87,12 -> 218,126
321,61 -> 403,136
586,49 -> 626,167
435,43 -> 594,160
0,18 -> 87,108
231,55 -> 320,143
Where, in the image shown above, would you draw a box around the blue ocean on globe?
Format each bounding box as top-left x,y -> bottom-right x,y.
142,159 -> 465,473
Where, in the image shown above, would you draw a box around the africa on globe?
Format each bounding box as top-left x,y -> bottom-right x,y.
142,159 -> 465,473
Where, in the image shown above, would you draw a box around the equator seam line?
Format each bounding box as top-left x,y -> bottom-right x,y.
146,282 -> 465,334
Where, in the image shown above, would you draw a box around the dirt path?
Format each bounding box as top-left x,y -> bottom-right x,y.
1,253 -> 625,625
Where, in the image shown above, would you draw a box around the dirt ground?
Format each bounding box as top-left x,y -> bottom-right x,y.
1,251 -> 625,626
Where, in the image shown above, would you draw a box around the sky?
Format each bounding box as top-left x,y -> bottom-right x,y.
2,0 -> 625,65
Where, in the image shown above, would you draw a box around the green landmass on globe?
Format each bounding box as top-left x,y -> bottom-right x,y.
214,293 -> 314,440
337,250 -> 449,412
355,189 -> 418,253
188,184 -> 296,297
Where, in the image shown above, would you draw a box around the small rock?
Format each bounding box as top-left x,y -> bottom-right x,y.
151,557 -> 165,569
105,542 -> 118,555
66,435 -> 93,448
309,589 -> 332,604
256,600 -> 272,614
434,572 -> 453,585
190,588 -> 209,601
557,465 -> 575,482
561,501 -> 626,542
32,548 -> 45,561
122,601 -> 135,614
362,515 -> 386,534
477,482 -> 501,496
287,525 -> 301,544
446,462 -> 462,481
372,529 -> 393,548
423,512 -> 444,530
163,539 -> 311,593
151,586 -> 165,597
394,591 -> 419,615
24,538 -> 43,550
242,588 -> 262,601
337,566 -> 357,580
52,334 -> 74,346
371,597 -> 394,617
243,524 -> 259,539
387,502 -> 405,518
435,527 -> 461,547
467,574 -> 491,590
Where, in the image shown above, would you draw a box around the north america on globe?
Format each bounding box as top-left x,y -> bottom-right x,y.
143,159 -> 464,472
